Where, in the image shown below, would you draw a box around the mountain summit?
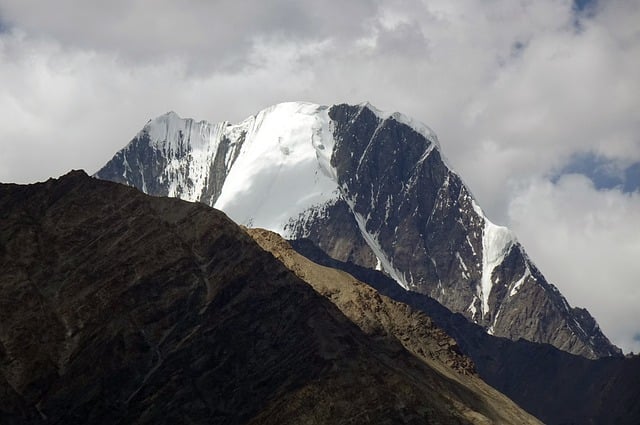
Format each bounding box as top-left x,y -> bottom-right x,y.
96,101 -> 620,359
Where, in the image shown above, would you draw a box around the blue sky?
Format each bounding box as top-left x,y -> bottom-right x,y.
0,0 -> 638,352
574,0 -> 598,12
554,152 -> 640,193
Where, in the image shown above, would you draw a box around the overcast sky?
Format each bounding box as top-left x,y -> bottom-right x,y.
1,0 -> 638,353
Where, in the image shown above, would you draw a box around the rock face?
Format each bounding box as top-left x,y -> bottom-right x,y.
0,171 -> 542,424
95,101 -> 620,359
290,238 -> 640,425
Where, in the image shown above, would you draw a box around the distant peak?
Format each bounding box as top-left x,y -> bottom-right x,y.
45,170 -> 92,193
143,111 -> 185,128
162,110 -> 181,119
356,102 -> 440,148
60,169 -> 89,180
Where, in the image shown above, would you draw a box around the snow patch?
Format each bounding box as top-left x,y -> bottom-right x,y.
509,267 -> 531,297
468,296 -> 478,321
466,235 -> 477,256
456,252 -> 468,272
472,199 -> 516,317
488,307 -> 502,335
214,102 -> 340,234
375,256 -> 382,271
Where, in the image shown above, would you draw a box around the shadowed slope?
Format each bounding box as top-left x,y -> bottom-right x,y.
1,170 -> 540,424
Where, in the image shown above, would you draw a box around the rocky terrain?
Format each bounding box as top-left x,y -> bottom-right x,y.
291,238 -> 640,425
248,228 -> 546,423
0,171 -> 541,424
95,102 -> 619,359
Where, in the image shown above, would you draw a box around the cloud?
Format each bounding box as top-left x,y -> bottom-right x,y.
0,31 -> 333,182
0,0 -> 377,72
0,0 -> 638,351
508,174 -> 640,353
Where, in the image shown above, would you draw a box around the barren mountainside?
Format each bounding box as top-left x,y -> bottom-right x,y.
96,101 -> 620,359
0,171 -> 541,424
247,228 -> 546,424
290,237 -> 640,425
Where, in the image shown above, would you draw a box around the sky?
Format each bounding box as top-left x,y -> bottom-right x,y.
0,0 -> 638,353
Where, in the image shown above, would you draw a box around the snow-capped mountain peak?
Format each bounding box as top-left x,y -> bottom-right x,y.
95,101 -> 621,359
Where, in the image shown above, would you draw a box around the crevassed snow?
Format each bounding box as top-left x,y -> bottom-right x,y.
214,102 -> 340,234
472,199 -> 516,317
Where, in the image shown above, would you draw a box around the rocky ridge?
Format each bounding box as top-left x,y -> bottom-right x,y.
0,171 -> 541,424
248,228 -> 548,424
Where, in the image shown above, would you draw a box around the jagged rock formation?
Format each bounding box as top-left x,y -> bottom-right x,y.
0,171 -> 542,424
95,101 -> 620,359
290,237 -> 640,425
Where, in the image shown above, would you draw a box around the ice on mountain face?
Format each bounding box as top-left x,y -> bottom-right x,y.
472,199 -> 516,317
311,107 -> 337,181
468,296 -> 478,321
140,111 -> 231,203
487,307 -> 502,335
456,252 -> 470,280
214,102 -> 340,234
144,111 -> 214,151
348,202 -> 410,290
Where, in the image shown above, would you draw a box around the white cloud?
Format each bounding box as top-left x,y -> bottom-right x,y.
508,174 -> 640,353
0,0 -> 638,351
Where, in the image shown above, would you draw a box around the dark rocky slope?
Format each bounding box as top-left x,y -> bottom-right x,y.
321,104 -> 618,358
0,171 -> 540,424
291,238 -> 640,425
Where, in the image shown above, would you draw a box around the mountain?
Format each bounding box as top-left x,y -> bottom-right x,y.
0,171 -> 542,424
95,101 -> 620,359
290,236 -> 640,425
247,227 -> 550,423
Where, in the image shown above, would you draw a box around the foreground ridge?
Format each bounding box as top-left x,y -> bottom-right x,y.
0,170 -> 541,424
